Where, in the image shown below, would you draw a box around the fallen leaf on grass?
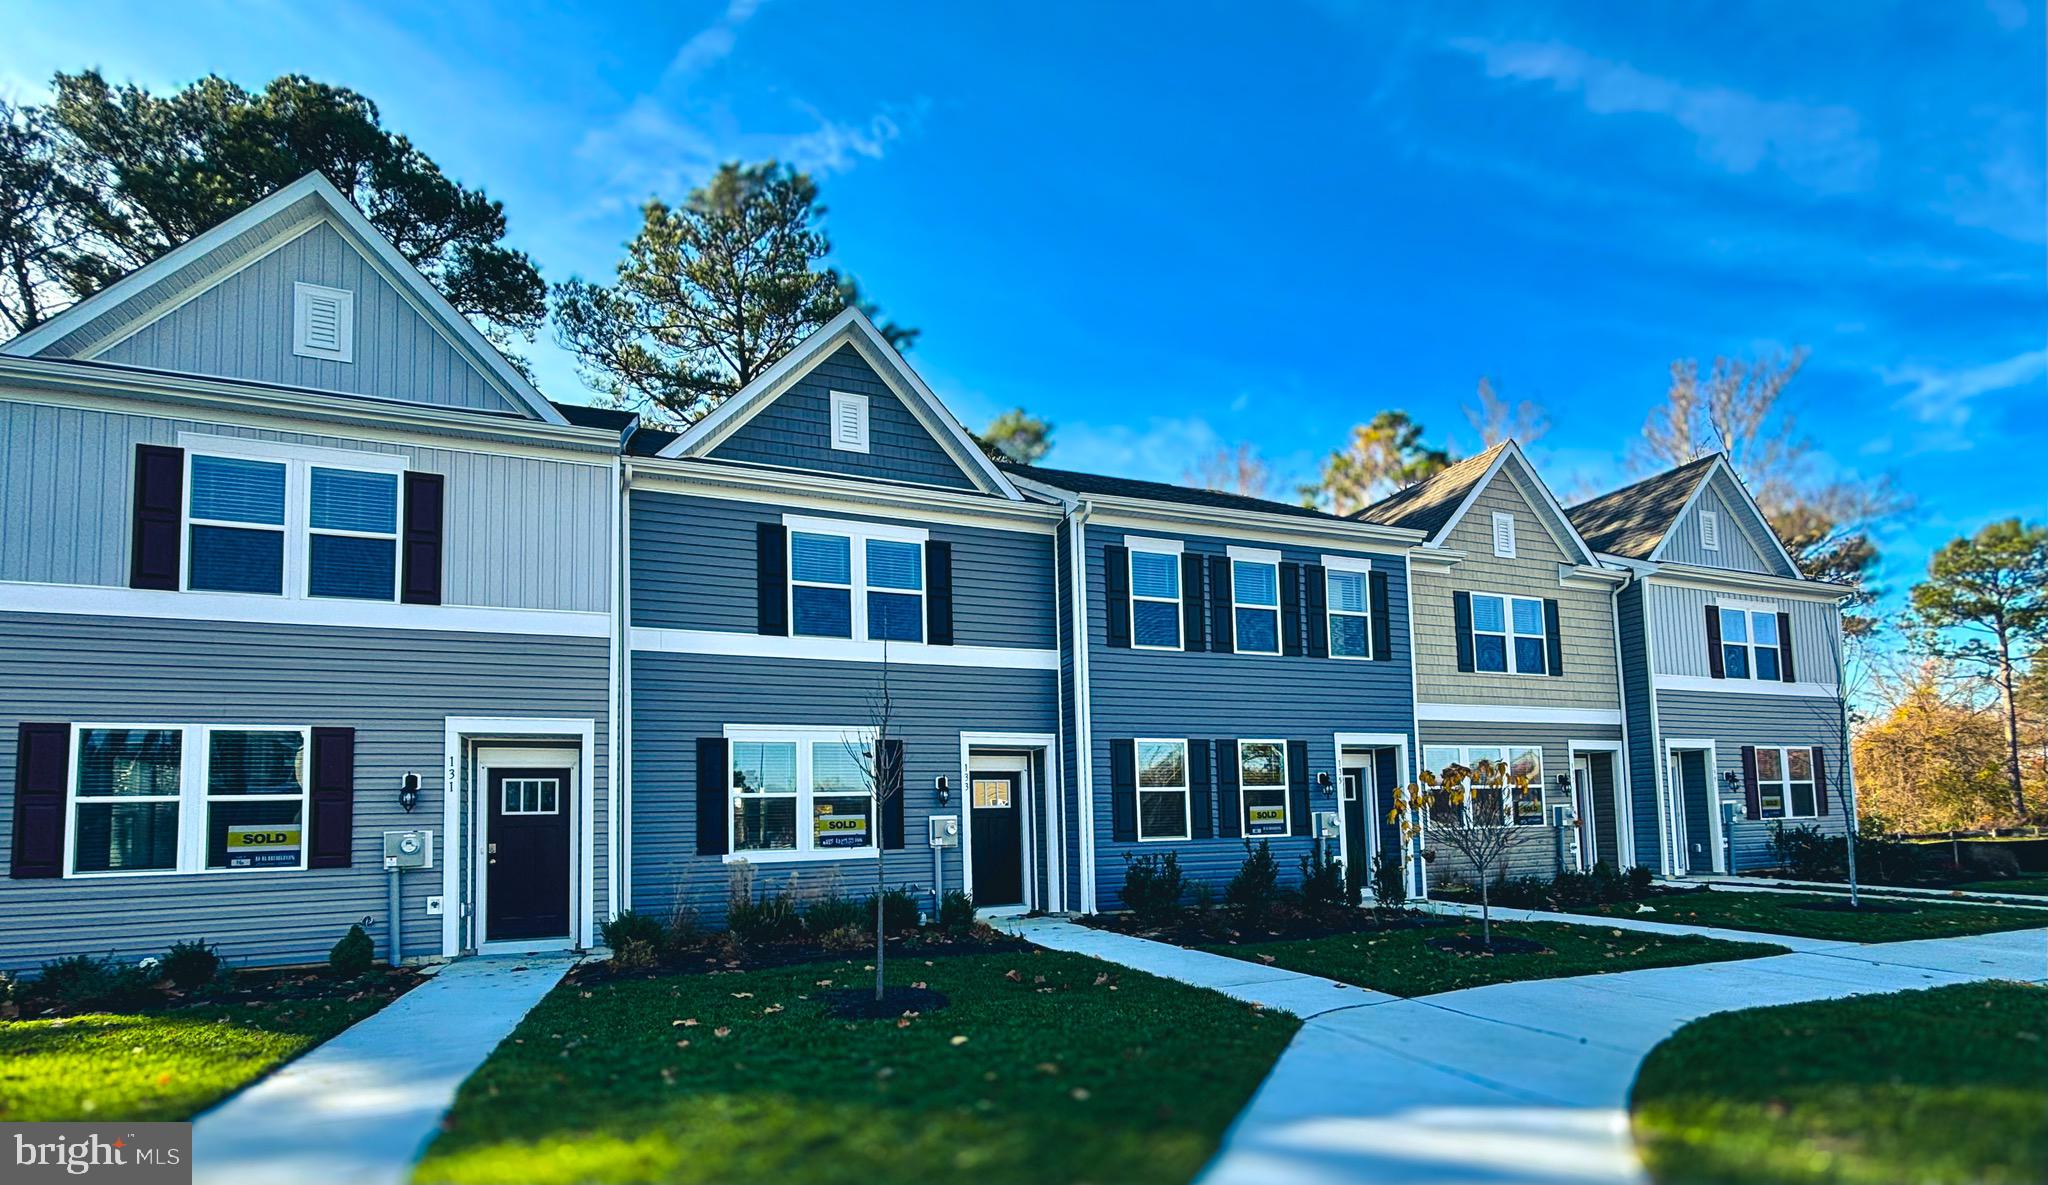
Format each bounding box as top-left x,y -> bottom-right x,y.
950,1035 -> 969,1046
713,1027 -> 732,1038
1070,1087 -> 1091,1101
1004,969 -> 1022,981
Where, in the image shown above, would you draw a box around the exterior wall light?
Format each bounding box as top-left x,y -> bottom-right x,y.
934,774 -> 950,806
399,771 -> 421,813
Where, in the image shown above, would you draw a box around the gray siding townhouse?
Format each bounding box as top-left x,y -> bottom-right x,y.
1569,456 -> 1854,875
0,174 -> 623,972
1007,466 -> 1425,910
1357,442 -> 1633,888
620,309 -> 1072,922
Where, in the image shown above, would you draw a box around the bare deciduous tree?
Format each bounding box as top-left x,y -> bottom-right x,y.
1185,443 -> 1277,499
1463,377 -> 1549,449
844,650 -> 903,1002
1389,760 -> 1541,948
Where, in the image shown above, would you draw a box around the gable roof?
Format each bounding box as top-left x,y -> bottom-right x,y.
1,172 -> 567,426
657,307 -> 1022,500
1355,440 -> 1600,565
1003,462 -> 1343,521
1566,454 -> 1723,560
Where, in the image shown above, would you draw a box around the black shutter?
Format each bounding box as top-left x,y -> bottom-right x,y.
1287,740 -> 1311,837
1280,563 -> 1304,657
1305,565 -> 1329,658
696,738 -> 730,855
1812,745 -> 1830,815
130,444 -> 183,591
308,728 -> 355,869
1740,746 -> 1761,819
1208,556 -> 1234,653
1706,606 -> 1725,679
1180,553 -> 1206,652
1109,739 -> 1137,842
1370,571 -> 1393,662
1189,740 -> 1213,839
1104,545 -> 1131,648
1544,598 -> 1564,678
1452,590 -> 1475,671
1216,740 -> 1241,839
881,739 -> 905,849
1778,612 -> 1795,682
925,540 -> 954,645
401,471 -> 445,605
10,723 -> 69,878
756,524 -> 788,636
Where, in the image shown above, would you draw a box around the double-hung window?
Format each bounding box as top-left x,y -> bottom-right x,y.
1718,606 -> 1781,681
181,437 -> 407,603
1755,746 -> 1817,819
1128,542 -> 1183,650
67,723 -> 309,876
1231,550 -> 1281,654
1326,566 -> 1371,659
1423,743 -> 1543,826
1135,739 -> 1191,841
727,728 -> 877,858
1471,593 -> 1547,675
786,516 -> 928,643
1238,739 -> 1289,836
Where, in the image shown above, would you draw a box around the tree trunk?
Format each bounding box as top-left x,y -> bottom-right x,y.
874,804 -> 886,1003
1999,640 -> 2029,822
1477,875 -> 1492,949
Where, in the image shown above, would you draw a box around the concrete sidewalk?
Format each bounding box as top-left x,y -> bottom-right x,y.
1413,898 -> 1842,951
192,954 -> 578,1185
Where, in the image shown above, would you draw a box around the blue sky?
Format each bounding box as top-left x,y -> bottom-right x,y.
5,0 -> 2043,620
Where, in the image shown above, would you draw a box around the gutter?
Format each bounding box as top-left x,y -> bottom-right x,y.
1060,495 -> 1099,914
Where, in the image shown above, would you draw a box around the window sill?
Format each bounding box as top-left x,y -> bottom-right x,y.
723,849 -> 879,865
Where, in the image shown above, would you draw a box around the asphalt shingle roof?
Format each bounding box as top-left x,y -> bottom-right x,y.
1000,462 -> 1345,521
1565,453 -> 1722,559
1351,442 -> 1510,538
548,401 -> 640,434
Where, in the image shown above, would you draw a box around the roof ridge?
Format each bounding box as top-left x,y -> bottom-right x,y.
1567,451 -> 1721,512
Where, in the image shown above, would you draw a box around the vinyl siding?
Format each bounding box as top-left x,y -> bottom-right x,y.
0,396 -> 612,612
1617,581 -> 1664,869
0,614 -> 610,972
627,652 -> 1057,920
1416,719 -> 1627,884
629,490 -> 1055,648
1081,525 -> 1416,910
1647,581 -> 1840,681
96,222 -> 522,415
710,344 -> 978,491
1655,688 -> 1851,872
1413,464 -> 1620,709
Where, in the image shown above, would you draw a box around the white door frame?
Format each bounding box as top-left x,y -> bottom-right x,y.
1662,738 -> 1723,876
441,716 -> 597,958
1334,732 -> 1413,895
473,746 -> 580,954
958,732 -> 1062,914
1565,739 -> 1629,872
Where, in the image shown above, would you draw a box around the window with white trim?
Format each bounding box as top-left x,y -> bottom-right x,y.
1471,593 -> 1547,675
1422,743 -> 1544,826
1326,568 -> 1371,659
1491,512 -> 1517,558
829,391 -> 870,453
1755,745 -> 1817,819
1129,547 -> 1182,649
788,518 -> 927,643
501,777 -> 562,815
728,729 -> 877,857
182,440 -> 406,602
1136,739 -> 1190,841
293,282 -> 354,362
1699,510 -> 1720,551
1718,606 -> 1781,680
1238,739 -> 1289,836
1232,557 -> 1280,654
68,723 -> 309,876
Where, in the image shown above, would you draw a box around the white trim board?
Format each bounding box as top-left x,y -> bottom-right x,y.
1415,703 -> 1623,726
0,581 -> 611,638
441,716 -> 599,957
1654,674 -> 1840,698
630,627 -> 1059,670
959,732 -> 1063,914
1648,457 -> 1801,578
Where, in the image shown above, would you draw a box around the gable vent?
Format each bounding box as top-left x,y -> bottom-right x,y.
294,282 -> 354,363
1491,512 -> 1517,558
829,390 -> 870,453
1700,509 -> 1721,551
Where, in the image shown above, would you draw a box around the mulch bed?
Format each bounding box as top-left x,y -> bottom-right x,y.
571,929 -> 1032,986
821,984 -> 952,1019
1786,898 -> 1922,914
1424,933 -> 1550,956
5,965 -> 423,1021
1081,906 -> 1456,947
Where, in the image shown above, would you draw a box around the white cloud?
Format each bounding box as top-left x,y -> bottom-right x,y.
1052,416 -> 1227,486
1448,38 -> 1879,194
665,0 -> 765,79
1883,346 -> 2048,452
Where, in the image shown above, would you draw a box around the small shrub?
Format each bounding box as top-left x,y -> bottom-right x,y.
938,890 -> 976,935
1627,864 -> 1654,898
1772,823 -> 1847,881
1298,844 -> 1344,909
817,924 -> 868,953
329,924 -> 375,976
34,954 -> 121,1007
875,887 -> 922,934
162,940 -> 221,991
666,893 -> 704,950
1226,840 -> 1281,925
1189,880 -> 1217,913
601,910 -> 666,969
803,895 -> 868,935
1121,852 -> 1186,924
1370,849 -> 1407,910
1587,860 -> 1626,903
728,889 -> 803,944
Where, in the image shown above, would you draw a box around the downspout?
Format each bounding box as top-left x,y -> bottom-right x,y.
1609,568 -> 1636,870
1047,525 -> 1070,914
1403,549 -> 1427,899
1065,498 -> 1098,914
612,451 -> 634,923
1833,603 -> 1860,906
1640,577 -> 1672,877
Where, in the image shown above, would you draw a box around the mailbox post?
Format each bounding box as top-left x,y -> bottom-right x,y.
382,829 -> 433,966
928,815 -> 959,915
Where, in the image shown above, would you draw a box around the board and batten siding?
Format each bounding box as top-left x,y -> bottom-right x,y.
0,396 -> 612,612
94,220 -> 521,415
628,652 -> 1058,921
1081,524 -> 1415,910
1647,582 -> 1840,681
1412,466 -> 1620,710
710,344 -> 977,491
1654,688 -> 1850,872
1616,580 -> 1664,869
1659,470 -> 1791,576
0,614 -> 610,972
629,490 -> 1055,648
1416,719 -> 1624,884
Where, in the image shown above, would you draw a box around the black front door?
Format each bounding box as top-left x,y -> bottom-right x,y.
1340,764 -> 1370,902
486,767 -> 571,941
970,771 -> 1024,908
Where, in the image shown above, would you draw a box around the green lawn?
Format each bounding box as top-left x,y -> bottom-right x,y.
1949,876 -> 2048,897
1569,890 -> 2047,943
1199,922 -> 1784,997
413,949 -> 1297,1185
0,996 -> 389,1121
1631,982 -> 2048,1185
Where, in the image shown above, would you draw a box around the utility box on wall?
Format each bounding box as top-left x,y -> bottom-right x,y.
383,829 -> 433,870
928,815 -> 959,848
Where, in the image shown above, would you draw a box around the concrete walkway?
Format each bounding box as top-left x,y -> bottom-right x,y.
1413,898 -> 1844,950
193,954 -> 578,1185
